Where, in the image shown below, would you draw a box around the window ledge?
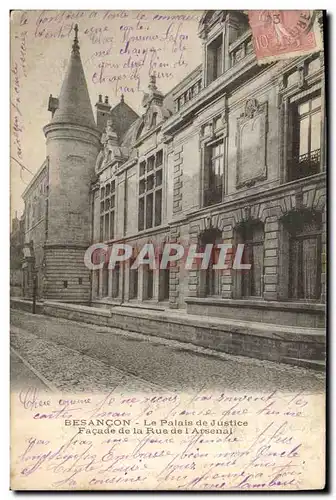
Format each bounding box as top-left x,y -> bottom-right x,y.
185,296 -> 325,313
95,298 -> 122,306
122,300 -> 166,311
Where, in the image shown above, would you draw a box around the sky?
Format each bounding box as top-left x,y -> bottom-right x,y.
10,9 -> 204,220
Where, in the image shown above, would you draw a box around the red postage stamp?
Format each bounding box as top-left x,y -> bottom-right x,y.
248,11 -> 322,64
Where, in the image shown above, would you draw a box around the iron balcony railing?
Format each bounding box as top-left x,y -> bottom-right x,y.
289,148 -> 321,181
204,185 -> 223,207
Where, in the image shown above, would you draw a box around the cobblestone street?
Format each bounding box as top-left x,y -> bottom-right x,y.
10,309 -> 325,394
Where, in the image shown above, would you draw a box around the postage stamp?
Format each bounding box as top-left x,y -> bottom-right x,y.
248,11 -> 323,64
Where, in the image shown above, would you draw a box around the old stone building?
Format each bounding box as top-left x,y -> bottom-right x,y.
10,211 -> 24,296
20,11 -> 326,360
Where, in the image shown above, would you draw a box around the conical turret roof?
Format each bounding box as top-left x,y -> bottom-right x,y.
51,25 -> 96,129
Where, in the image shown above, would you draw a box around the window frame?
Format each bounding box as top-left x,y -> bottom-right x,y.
202,137 -> 225,208
279,76 -> 324,185
286,211 -> 322,301
288,91 -> 322,182
206,33 -> 224,85
199,228 -> 223,298
235,221 -> 265,299
138,150 -> 164,232
100,180 -> 116,242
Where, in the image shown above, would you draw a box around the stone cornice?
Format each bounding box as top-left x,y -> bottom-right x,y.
43,122 -> 101,144
170,172 -> 326,227
162,54 -> 260,134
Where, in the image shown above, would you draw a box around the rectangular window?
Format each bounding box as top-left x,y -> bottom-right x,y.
288,213 -> 322,300
138,198 -> 145,231
146,193 -> 154,229
205,268 -> 221,297
237,223 -> 264,298
138,150 -> 163,231
111,264 -> 120,298
207,35 -> 223,84
146,267 -> 154,300
100,180 -> 116,240
96,269 -> 100,297
289,93 -> 321,181
102,265 -> 109,297
201,229 -> 222,297
151,112 -> 158,127
129,259 -> 138,300
155,190 -> 162,226
159,269 -> 170,301
204,141 -> 224,207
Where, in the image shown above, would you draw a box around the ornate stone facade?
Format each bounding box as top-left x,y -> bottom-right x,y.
21,12 -> 326,336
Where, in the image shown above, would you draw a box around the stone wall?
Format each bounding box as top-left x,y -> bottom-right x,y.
40,300 -> 325,370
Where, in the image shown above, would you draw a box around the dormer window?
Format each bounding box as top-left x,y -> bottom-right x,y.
151,112 -> 158,128
207,34 -> 223,84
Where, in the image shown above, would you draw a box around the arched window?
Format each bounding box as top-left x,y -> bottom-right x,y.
235,221 -> 264,298
284,211 -> 322,300
199,228 -> 222,297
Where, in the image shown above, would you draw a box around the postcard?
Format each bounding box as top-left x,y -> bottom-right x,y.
10,9 -> 326,490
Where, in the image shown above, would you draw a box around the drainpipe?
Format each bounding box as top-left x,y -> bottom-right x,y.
89,188 -> 95,304
121,174 -> 128,304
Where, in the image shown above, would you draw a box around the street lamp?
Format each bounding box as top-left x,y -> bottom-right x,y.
22,241 -> 37,314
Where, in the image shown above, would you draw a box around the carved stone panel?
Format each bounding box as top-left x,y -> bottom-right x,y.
236,99 -> 268,189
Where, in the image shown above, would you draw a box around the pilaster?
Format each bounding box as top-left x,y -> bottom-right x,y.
263,216 -> 281,300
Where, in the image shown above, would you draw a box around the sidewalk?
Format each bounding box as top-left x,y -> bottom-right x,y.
10,309 -> 325,394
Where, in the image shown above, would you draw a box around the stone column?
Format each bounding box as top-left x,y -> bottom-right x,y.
124,261 -> 130,302
153,268 -> 160,302
108,268 -> 113,297
98,268 -> 103,298
138,265 -> 145,302
263,216 -> 281,300
223,21 -> 230,71
119,264 -> 124,300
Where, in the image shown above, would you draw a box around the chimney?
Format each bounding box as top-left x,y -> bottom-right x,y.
95,94 -> 111,132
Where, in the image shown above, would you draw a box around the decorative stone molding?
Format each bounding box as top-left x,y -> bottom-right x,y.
188,212 -> 232,237
278,186 -> 326,216
172,145 -> 183,215
168,225 -> 181,308
199,98 -> 228,145
236,98 -> 268,189
297,62 -> 306,90
231,201 -> 268,226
